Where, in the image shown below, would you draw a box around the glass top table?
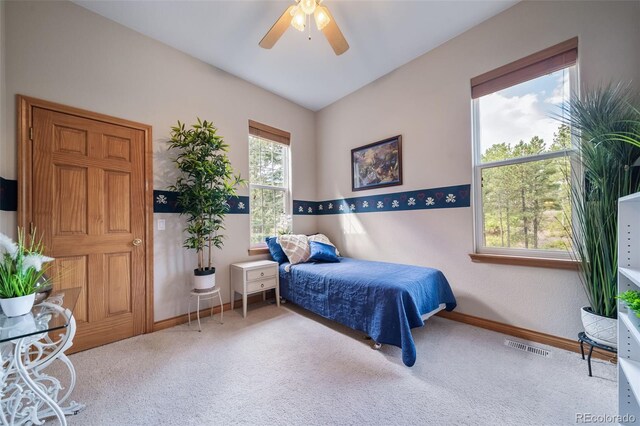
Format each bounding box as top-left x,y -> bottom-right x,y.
0,287 -> 81,343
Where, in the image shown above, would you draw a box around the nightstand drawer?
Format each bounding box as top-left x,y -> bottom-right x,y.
246,267 -> 276,282
246,278 -> 277,293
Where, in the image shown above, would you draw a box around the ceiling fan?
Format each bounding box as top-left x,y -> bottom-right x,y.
259,0 -> 349,56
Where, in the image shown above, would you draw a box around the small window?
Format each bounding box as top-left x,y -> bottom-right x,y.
471,38 -> 578,258
248,121 -> 291,247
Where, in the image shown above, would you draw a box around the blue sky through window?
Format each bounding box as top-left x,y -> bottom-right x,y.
478,67 -> 572,158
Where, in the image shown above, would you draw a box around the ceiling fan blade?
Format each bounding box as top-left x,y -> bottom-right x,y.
259,5 -> 296,49
320,6 -> 349,55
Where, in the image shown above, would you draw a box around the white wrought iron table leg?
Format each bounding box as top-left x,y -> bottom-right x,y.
0,361 -> 10,426
8,306 -> 85,424
15,337 -> 67,426
23,354 -> 86,422
51,353 -> 76,405
31,349 -> 86,420
218,290 -> 223,323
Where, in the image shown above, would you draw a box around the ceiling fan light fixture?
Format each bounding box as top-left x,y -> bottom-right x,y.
299,0 -> 317,15
314,6 -> 331,31
291,7 -> 306,32
260,0 -> 348,55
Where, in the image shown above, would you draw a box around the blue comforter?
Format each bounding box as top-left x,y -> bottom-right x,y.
279,257 -> 456,366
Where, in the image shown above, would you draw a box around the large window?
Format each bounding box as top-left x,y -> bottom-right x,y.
248,120 -> 291,247
472,38 -> 577,258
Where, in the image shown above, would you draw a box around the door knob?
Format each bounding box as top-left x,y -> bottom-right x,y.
132,238 -> 142,247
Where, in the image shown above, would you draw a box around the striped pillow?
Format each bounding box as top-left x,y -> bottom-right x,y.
278,234 -> 311,268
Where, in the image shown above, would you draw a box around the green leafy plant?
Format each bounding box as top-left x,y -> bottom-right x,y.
168,119 -> 246,271
0,229 -> 53,298
562,84 -> 640,319
618,291 -> 640,319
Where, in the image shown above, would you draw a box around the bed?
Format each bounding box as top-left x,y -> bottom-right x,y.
278,257 -> 457,367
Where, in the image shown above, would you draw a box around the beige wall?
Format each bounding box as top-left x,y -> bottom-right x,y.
315,1 -> 640,339
0,1 -> 317,321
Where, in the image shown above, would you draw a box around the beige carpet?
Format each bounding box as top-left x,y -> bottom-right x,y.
52,302 -> 616,425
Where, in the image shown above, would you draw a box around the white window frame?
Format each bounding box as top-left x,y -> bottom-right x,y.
471,66 -> 579,259
248,135 -> 292,248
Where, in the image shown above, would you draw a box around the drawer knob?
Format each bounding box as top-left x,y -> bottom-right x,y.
261,283 -> 264,288
260,272 -> 264,277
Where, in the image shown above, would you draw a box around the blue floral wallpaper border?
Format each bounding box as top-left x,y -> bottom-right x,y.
0,178 -> 18,212
293,184 -> 471,215
0,178 -> 470,216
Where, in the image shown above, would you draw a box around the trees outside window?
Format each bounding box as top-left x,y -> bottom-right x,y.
473,65 -> 575,257
249,132 -> 290,246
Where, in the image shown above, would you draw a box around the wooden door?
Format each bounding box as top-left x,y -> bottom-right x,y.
29,106 -> 148,352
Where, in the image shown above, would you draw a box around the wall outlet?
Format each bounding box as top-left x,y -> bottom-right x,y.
157,219 -> 166,231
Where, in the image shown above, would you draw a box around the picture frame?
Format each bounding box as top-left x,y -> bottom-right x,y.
351,135 -> 403,191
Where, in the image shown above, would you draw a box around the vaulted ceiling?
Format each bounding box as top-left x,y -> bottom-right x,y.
75,0 -> 519,111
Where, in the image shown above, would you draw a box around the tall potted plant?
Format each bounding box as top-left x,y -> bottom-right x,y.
169,119 -> 245,290
0,229 -> 53,317
564,84 -> 640,347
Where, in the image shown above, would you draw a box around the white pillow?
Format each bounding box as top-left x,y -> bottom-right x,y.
278,234 -> 310,269
308,234 -> 340,256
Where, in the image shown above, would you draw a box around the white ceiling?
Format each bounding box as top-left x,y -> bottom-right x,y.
74,0 -> 518,111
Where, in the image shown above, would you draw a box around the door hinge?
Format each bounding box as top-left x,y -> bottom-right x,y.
29,127 -> 33,141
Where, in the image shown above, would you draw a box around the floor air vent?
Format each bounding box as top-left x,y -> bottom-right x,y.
504,339 -> 552,358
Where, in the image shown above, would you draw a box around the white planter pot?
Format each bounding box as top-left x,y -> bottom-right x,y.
627,309 -> 640,329
581,306 -> 617,348
0,293 -> 36,318
193,268 -> 216,290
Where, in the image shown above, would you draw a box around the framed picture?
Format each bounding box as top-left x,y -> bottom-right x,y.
351,135 -> 403,191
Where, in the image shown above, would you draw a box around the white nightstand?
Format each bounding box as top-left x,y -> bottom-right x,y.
230,260 -> 280,318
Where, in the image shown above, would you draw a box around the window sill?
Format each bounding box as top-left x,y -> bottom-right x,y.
469,253 -> 579,270
248,247 -> 269,256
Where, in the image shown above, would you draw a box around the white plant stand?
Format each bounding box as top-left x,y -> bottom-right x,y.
188,287 -> 223,332
618,191 -> 640,424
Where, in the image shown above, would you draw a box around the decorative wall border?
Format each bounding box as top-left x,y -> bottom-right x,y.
1,178 -> 470,216
0,178 -> 18,212
293,184 -> 471,215
0,178 -> 188,214
0,179 -> 250,214
154,190 -> 249,214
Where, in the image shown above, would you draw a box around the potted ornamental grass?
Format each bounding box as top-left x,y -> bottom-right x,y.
169,119 -> 245,290
563,83 -> 640,347
0,229 -> 53,317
